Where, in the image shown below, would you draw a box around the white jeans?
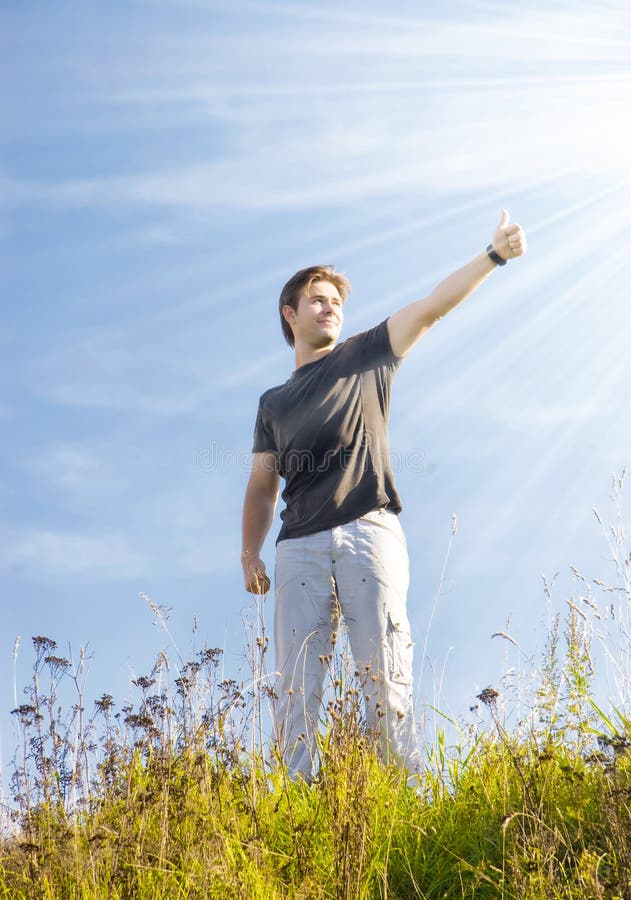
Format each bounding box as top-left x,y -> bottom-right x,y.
273,508 -> 422,781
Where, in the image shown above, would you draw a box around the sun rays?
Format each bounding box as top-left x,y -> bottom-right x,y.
4,0 -> 631,761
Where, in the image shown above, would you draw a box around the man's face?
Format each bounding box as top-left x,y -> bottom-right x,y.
285,279 -> 344,350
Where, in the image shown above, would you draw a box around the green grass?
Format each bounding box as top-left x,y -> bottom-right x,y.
2,618 -> 630,899
3,475 -> 631,898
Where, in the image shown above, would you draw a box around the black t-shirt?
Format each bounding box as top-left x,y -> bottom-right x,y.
252,317 -> 404,543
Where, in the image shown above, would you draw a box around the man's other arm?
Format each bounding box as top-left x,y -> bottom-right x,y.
241,451 -> 280,594
387,210 -> 527,359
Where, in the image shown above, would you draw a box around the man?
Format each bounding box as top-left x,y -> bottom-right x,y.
241,210 -> 527,782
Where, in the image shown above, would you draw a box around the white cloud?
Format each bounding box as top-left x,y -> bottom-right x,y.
24,443 -> 120,495
0,529 -> 147,578
6,4 -> 631,215
28,323 -> 213,414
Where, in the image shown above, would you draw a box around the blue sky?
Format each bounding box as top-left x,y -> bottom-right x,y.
2,0 -> 631,783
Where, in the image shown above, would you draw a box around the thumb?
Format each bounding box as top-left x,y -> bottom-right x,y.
498,208 -> 510,229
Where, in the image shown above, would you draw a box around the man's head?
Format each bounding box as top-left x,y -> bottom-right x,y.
279,265 -> 351,349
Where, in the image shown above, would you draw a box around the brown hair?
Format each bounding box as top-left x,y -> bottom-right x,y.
278,265 -> 351,348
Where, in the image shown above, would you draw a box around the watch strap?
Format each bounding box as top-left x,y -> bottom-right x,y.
486,244 -> 507,266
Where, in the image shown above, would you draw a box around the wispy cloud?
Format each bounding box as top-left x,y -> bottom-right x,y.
8,77 -> 630,214
28,322 -> 217,414
0,528 -> 147,578
6,5 -> 630,216
22,442 -> 128,499
10,436 -> 243,580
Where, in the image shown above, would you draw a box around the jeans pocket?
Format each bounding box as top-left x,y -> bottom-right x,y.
385,511 -> 408,551
275,539 -> 307,594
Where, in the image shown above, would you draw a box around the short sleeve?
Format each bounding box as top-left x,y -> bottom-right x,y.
357,318 -> 403,373
252,395 -> 278,454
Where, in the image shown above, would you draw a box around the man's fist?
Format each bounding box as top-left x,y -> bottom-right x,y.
242,554 -> 271,595
492,209 -> 527,261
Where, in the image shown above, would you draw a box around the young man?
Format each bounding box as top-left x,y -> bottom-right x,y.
241,210 -> 527,782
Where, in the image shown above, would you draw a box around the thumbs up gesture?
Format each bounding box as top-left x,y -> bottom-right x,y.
492,209 -> 527,262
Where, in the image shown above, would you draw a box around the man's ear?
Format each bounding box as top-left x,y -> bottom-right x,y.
281,304 -> 296,325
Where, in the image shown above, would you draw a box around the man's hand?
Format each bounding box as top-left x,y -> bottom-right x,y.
241,554 -> 271,595
492,209 -> 527,261
241,451 -> 278,595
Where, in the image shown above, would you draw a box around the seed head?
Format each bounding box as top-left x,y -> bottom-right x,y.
477,686 -> 499,707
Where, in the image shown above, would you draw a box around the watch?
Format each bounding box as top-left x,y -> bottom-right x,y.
486,244 -> 507,266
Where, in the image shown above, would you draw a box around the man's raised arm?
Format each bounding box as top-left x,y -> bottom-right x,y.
387,210 -> 527,359
241,451 -> 280,594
